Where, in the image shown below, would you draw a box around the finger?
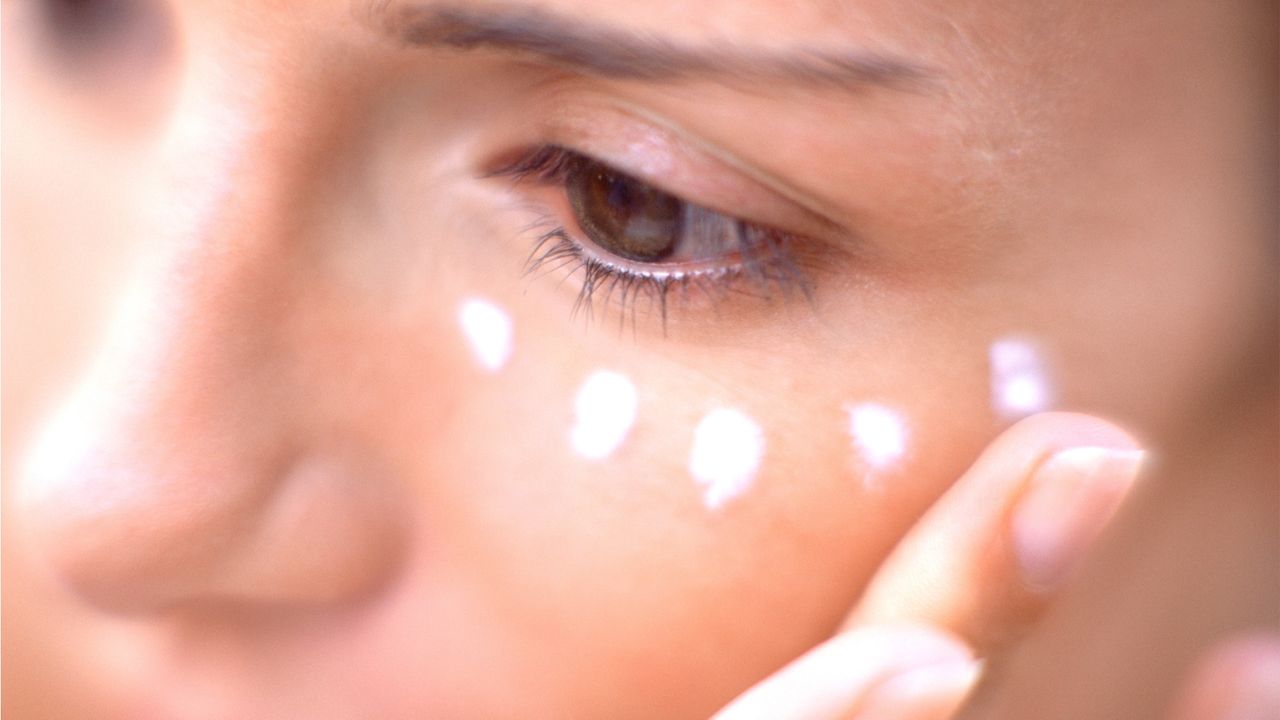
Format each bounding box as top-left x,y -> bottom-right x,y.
1167,633 -> 1280,720
846,412 -> 1145,650
711,624 -> 980,720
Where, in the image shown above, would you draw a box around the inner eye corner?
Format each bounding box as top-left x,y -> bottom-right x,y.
481,144 -> 569,183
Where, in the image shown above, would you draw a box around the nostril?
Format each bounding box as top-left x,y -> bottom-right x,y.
19,400 -> 409,614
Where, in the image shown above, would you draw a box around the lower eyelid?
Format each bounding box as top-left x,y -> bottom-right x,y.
520,213 -> 817,329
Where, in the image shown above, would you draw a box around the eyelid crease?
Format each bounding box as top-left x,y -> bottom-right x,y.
566,97 -> 853,235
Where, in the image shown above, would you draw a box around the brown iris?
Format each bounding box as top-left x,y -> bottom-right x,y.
565,158 -> 683,262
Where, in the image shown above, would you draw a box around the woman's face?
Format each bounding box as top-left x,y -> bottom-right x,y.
4,0 -> 1272,718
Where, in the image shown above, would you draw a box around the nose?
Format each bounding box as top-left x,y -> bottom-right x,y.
17,77 -> 407,614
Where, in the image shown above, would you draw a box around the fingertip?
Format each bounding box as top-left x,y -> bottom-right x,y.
1000,411 -> 1143,457
849,410 -> 1150,647
1011,445 -> 1146,591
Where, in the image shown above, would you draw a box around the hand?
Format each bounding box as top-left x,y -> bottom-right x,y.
713,412 -> 1146,720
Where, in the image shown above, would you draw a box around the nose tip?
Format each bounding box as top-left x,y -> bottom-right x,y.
19,385 -> 408,615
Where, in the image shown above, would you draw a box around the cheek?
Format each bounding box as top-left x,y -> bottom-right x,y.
360,274 -> 1003,715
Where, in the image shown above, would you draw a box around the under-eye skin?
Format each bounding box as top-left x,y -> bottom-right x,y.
489,145 -> 815,326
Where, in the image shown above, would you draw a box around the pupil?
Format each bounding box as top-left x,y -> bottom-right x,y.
567,159 -> 682,262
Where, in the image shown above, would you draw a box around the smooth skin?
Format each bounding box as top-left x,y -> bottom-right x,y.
3,0 -> 1275,718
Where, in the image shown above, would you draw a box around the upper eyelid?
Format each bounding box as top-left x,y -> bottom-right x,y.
487,146 -> 734,261
488,147 -> 790,267
490,145 -> 791,259
550,96 -> 849,232
485,145 -> 730,235
486,91 -> 847,235
486,137 -> 835,246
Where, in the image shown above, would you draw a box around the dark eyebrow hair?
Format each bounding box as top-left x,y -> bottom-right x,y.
363,2 -> 936,92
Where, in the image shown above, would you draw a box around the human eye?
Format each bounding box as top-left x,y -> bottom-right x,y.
487,144 -> 817,327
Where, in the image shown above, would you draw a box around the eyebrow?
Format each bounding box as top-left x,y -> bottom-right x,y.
365,2 -> 936,92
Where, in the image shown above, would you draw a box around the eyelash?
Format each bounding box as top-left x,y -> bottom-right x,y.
490,145 -> 813,328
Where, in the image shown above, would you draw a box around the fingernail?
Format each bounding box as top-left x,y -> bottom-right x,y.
852,658 -> 983,720
1012,446 -> 1145,590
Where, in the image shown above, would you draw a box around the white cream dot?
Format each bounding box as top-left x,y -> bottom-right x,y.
458,298 -> 513,372
847,403 -> 909,482
689,408 -> 764,511
570,370 -> 638,460
990,337 -> 1052,418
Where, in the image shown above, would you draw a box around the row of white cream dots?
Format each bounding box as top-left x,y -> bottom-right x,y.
458,297 -> 1050,511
